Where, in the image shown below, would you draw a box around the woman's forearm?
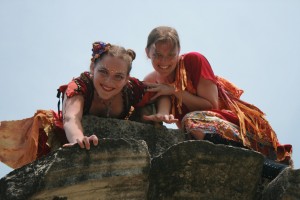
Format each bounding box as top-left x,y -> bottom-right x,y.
156,96 -> 171,115
174,90 -> 213,111
63,117 -> 85,143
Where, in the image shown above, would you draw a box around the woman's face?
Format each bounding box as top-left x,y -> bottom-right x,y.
146,41 -> 180,79
91,55 -> 129,100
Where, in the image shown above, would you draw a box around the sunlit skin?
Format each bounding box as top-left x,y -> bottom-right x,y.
63,54 -> 178,150
144,40 -> 219,130
91,55 -> 129,101
63,55 -> 129,150
146,41 -> 180,83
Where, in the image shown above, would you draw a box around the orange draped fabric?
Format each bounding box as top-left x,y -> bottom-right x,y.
172,54 -> 292,164
216,76 -> 292,163
0,110 -> 55,169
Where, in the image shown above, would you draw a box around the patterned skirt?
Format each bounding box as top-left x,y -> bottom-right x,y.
182,111 -> 292,163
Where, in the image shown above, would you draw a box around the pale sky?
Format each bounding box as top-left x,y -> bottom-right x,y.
1,0 -> 299,178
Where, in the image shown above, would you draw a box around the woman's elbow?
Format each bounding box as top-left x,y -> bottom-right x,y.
211,100 -> 219,110
63,115 -> 80,125
205,99 -> 218,110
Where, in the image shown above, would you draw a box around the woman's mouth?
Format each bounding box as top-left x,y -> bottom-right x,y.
158,65 -> 169,69
101,84 -> 114,92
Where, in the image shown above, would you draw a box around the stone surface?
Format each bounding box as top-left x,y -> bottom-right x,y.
1,116 -> 300,200
81,116 -> 185,157
0,138 -> 150,200
262,167 -> 300,200
148,140 -> 264,200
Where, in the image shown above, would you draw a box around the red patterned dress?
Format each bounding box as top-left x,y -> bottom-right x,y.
0,72 -> 151,169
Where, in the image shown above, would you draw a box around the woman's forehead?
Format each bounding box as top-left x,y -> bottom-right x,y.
152,41 -> 179,53
98,56 -> 127,72
101,55 -> 125,64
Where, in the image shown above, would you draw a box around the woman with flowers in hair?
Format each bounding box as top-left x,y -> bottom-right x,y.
0,41 -> 176,169
142,26 -> 293,172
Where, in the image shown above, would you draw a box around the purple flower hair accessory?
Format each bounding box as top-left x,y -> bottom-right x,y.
91,41 -> 111,62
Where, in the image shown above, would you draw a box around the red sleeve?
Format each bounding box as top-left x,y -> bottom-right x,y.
183,52 -> 216,87
59,72 -> 91,98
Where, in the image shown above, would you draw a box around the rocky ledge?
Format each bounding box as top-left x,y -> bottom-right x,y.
0,116 -> 299,200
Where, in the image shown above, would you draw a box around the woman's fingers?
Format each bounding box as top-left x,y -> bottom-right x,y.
165,118 -> 179,124
166,114 -> 178,123
76,138 -> 85,149
146,87 -> 159,92
63,135 -> 99,149
90,134 -> 99,146
83,136 -> 91,150
169,114 -> 174,120
160,114 -> 178,123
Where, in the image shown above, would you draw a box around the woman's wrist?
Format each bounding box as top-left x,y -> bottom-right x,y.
173,89 -> 183,99
169,84 -> 178,96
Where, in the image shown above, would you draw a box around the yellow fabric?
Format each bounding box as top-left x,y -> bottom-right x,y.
216,76 -> 283,160
0,110 -> 54,169
171,57 -> 290,163
171,56 -> 196,115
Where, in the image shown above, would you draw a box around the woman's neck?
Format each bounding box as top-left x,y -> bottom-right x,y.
155,71 -> 175,84
92,92 -> 122,118
94,90 -> 119,103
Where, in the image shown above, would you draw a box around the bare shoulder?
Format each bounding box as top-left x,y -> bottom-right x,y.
143,71 -> 157,82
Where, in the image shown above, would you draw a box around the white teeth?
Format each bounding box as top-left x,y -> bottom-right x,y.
159,66 -> 168,69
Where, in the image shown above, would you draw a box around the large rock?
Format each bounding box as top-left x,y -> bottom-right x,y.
262,167 -> 300,200
0,138 -> 150,200
148,140 -> 264,200
81,116 -> 185,157
1,116 -> 299,200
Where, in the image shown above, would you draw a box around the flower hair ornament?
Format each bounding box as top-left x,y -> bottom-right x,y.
91,41 -> 111,62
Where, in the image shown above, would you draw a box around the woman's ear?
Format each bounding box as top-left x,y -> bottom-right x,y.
145,48 -> 150,58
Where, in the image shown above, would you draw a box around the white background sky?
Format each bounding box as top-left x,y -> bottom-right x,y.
1,0 -> 299,178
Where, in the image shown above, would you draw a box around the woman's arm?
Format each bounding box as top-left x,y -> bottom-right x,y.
174,77 -> 219,111
144,52 -> 219,112
144,78 -> 218,112
143,96 -> 178,124
62,94 -> 98,149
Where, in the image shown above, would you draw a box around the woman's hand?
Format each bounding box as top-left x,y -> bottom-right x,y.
143,114 -> 178,124
63,134 -> 99,150
144,82 -> 175,100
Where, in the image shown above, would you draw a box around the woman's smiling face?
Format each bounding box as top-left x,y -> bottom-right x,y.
146,40 -> 180,79
91,55 -> 129,100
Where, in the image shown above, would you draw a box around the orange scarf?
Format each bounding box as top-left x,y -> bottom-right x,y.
171,55 -> 196,115
172,56 -> 291,163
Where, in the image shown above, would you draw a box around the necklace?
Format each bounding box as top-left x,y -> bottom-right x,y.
95,90 -> 118,118
101,100 -> 112,117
